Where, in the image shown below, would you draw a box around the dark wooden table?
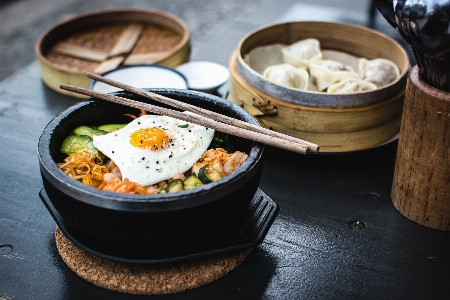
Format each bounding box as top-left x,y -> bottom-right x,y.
1,4 -> 449,299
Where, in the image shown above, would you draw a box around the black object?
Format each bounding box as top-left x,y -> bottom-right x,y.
39,187 -> 278,263
375,0 -> 450,91
38,89 -> 265,261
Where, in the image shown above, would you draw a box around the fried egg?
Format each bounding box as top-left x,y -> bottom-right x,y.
93,115 -> 214,186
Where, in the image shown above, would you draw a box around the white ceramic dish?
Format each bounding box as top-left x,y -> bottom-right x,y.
176,61 -> 230,93
90,65 -> 188,93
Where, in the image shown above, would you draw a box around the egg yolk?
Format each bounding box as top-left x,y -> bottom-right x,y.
130,128 -> 170,150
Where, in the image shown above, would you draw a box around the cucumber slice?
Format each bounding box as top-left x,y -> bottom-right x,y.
97,124 -> 127,133
183,174 -> 203,190
198,164 -> 223,184
166,179 -> 184,193
60,134 -> 98,156
73,126 -> 108,137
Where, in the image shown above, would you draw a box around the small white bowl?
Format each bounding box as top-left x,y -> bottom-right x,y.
90,65 -> 188,93
176,61 -> 230,93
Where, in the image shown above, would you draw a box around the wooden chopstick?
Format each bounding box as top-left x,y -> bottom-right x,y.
60,84 -> 312,154
86,72 -> 319,153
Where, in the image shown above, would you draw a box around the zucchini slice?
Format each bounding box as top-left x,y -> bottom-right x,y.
166,179 -> 184,193
183,174 -> 203,190
73,126 -> 108,137
60,135 -> 98,156
198,164 -> 223,184
97,124 -> 127,133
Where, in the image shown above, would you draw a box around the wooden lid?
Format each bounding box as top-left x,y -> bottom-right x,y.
35,9 -> 190,97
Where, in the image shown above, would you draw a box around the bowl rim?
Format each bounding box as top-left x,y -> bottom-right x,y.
38,89 -> 264,212
236,21 -> 410,108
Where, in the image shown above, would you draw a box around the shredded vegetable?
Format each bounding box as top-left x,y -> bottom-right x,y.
98,178 -> 150,194
57,151 -> 108,188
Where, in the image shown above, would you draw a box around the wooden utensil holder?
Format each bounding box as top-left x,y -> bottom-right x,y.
392,66 -> 450,231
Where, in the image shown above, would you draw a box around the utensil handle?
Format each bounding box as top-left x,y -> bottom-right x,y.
374,0 -> 413,44
420,53 -> 450,92
374,0 -> 397,28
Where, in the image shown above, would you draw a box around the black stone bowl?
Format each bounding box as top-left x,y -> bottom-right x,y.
38,89 -> 265,263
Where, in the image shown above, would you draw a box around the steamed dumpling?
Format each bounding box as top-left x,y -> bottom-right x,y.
309,60 -> 359,91
263,64 -> 309,90
358,58 -> 399,87
327,78 -> 377,94
281,38 -> 323,69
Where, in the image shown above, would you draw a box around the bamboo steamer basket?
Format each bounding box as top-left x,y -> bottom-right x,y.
229,22 -> 410,153
35,8 -> 190,98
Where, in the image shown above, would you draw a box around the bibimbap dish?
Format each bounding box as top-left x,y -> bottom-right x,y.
57,111 -> 249,195
38,89 -> 269,263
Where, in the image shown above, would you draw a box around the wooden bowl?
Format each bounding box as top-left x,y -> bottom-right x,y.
35,8 -> 190,98
228,21 -> 410,153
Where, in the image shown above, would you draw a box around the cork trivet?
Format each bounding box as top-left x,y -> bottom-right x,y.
55,226 -> 252,295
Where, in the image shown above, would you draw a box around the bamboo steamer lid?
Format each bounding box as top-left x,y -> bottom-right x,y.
35,8 -> 190,98
228,21 -> 410,153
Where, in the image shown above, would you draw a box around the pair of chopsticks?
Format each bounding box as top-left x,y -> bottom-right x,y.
60,73 -> 319,154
